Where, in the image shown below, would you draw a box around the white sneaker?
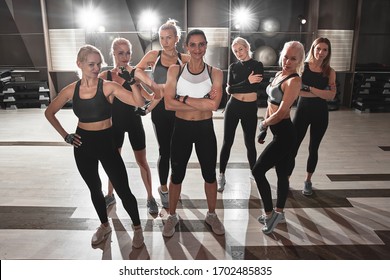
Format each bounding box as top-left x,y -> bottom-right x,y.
217,174 -> 226,192
205,212 -> 225,235
132,226 -> 144,248
262,211 -> 284,234
158,186 -> 169,209
257,209 -> 286,225
91,224 -> 112,245
162,214 -> 179,237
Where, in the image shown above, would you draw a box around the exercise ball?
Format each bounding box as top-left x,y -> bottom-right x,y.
259,17 -> 280,37
254,46 -> 277,66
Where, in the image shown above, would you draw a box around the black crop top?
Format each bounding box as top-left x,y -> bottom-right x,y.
266,73 -> 299,106
72,78 -> 112,123
302,62 -> 329,90
227,59 -> 264,94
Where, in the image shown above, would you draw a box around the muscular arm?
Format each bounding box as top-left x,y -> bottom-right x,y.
104,80 -> 144,107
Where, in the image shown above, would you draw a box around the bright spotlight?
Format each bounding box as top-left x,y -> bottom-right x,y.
78,4 -> 104,32
137,9 -> 159,40
232,6 -> 259,31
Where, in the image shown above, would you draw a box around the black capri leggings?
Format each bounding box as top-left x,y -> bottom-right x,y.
74,127 -> 140,226
151,99 -> 176,186
219,97 -> 258,173
170,117 -> 217,184
252,118 -> 296,212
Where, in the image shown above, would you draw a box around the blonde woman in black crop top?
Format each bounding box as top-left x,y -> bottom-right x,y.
45,45 -> 159,248
218,36 -> 263,192
252,41 -> 305,235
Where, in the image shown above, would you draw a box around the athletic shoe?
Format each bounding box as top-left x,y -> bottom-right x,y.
257,209 -> 286,225
162,214 -> 178,237
105,194 -> 116,208
205,212 -> 225,235
158,186 -> 169,209
132,226 -> 145,249
91,224 -> 112,245
262,211 -> 284,234
217,174 -> 226,192
147,197 -> 159,215
302,181 -> 313,196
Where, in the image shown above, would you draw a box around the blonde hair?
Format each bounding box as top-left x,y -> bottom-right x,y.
231,37 -> 253,58
110,38 -> 132,67
76,44 -> 106,77
278,41 -> 305,75
159,18 -> 182,41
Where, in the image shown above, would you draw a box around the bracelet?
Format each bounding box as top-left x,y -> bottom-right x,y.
183,95 -> 189,104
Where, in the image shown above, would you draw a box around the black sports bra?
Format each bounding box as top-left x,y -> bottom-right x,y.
72,78 -> 112,123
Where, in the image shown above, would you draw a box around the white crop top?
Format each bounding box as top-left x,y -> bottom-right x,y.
176,63 -> 212,98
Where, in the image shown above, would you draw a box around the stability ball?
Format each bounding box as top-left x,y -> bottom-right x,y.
254,46 -> 277,66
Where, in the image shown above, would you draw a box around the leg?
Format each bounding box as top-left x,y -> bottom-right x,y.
240,101 -> 258,170
219,98 -> 239,174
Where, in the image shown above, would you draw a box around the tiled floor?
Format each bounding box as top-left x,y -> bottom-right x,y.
0,107 -> 389,260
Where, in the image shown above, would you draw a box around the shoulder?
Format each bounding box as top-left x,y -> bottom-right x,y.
59,81 -> 77,97
209,65 -> 223,81
136,50 -> 159,68
99,70 -> 108,79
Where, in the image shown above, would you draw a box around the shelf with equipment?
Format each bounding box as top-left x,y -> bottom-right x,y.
352,71 -> 390,112
0,70 -> 49,109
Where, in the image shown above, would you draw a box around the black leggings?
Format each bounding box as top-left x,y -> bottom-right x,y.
287,97 -> 329,175
252,119 -> 296,212
170,117 -> 217,184
74,127 -> 140,226
219,97 -> 258,173
151,99 -> 176,186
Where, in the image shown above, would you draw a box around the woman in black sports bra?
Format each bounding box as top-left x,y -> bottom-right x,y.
45,45 -> 158,248
252,41 -> 305,235
99,38 -> 158,215
286,37 -> 336,196
136,19 -> 190,210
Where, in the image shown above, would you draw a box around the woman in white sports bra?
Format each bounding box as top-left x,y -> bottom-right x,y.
162,29 -> 225,238
252,41 -> 305,235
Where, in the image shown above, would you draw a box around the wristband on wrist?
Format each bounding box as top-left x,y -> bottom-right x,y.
183,95 -> 189,104
301,84 -> 310,92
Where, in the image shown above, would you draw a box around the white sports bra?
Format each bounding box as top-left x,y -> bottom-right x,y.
176,63 -> 212,98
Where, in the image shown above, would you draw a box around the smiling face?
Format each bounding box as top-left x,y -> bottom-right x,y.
313,42 -> 329,62
281,46 -> 302,73
186,34 -> 207,59
78,53 -> 102,78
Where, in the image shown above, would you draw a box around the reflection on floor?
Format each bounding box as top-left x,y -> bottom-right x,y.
0,108 -> 389,260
